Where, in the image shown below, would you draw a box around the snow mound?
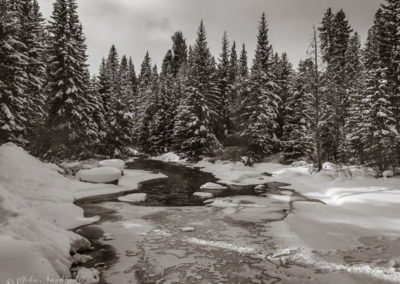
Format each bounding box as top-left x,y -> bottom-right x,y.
77,167 -> 122,184
322,162 -> 337,170
383,170 -> 394,178
118,193 -> 147,202
200,182 -> 227,190
152,152 -> 186,162
97,159 -> 125,171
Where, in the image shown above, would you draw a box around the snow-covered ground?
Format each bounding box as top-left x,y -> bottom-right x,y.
2,144 -> 400,283
0,143 -> 164,283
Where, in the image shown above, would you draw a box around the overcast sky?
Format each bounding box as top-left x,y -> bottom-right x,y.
37,0 -> 383,75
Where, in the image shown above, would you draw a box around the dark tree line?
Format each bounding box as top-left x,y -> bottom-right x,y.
1,0 -> 399,173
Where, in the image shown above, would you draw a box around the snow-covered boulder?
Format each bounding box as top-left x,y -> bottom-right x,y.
97,159 -> 125,171
291,160 -> 309,167
118,193 -> 147,202
76,167 -> 121,184
193,192 -> 214,199
200,182 -> 227,191
322,162 -> 337,170
383,170 -> 394,178
75,267 -> 100,284
153,152 -> 186,162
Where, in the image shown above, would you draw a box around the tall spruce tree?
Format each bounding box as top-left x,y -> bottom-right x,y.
16,0 -> 47,143
173,20 -> 221,158
0,0 -> 28,144
240,13 -> 279,155
45,0 -> 95,159
217,31 -> 231,143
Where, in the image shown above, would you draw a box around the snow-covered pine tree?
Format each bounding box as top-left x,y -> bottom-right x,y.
318,9 -> 352,162
216,31 -> 231,143
15,0 -> 47,143
128,57 -> 137,96
240,13 -> 280,156
362,67 -> 396,172
379,0 -> 400,166
171,31 -> 187,77
0,0 -> 28,144
339,32 -> 366,164
44,0 -> 96,160
275,53 -> 294,143
303,27 -> 325,171
147,50 -> 176,154
136,52 -> 158,152
173,20 -> 221,159
281,60 -> 313,164
359,8 -> 398,172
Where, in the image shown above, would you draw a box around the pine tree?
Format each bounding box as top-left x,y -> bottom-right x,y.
240,13 -> 279,155
16,0 -> 47,142
281,60 -> 313,163
275,53 -> 294,142
173,20 -> 221,158
318,8 -> 352,162
171,31 -> 187,77
0,0 -> 28,144
136,52 -> 157,152
362,67 -> 395,171
216,31 -> 231,142
128,57 -> 137,96
340,33 -> 365,164
44,0 -> 95,159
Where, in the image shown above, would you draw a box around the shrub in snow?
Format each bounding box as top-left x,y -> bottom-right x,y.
76,167 -> 121,184
383,170 -> 394,178
97,159 -> 125,171
75,267 -> 100,284
200,182 -> 228,190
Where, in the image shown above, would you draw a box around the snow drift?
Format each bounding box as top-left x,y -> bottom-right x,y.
0,143 -> 92,282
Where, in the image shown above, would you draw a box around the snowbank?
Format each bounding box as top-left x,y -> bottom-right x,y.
195,159 -> 284,185
76,167 -> 122,184
0,143 -> 164,283
0,143 -> 95,282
